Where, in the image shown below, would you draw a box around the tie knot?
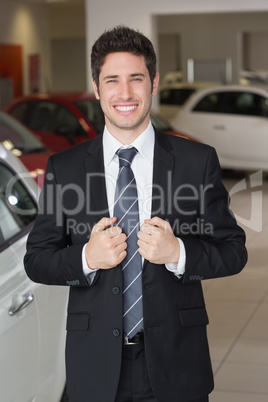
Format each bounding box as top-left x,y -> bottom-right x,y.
117,147 -> 137,167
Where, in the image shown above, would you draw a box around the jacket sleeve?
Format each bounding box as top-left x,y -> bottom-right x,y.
24,156 -> 90,287
182,147 -> 247,283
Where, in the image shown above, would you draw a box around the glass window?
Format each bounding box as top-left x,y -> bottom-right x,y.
193,90 -> 268,117
0,163 -> 37,248
28,101 -> 57,132
0,111 -> 46,155
27,101 -> 83,137
221,92 -> 268,117
53,104 -> 81,135
9,102 -> 29,123
260,96 -> 268,117
193,93 -> 220,113
74,99 -> 105,134
160,88 -> 196,106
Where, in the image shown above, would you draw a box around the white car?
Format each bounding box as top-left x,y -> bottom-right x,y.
162,71 -> 183,85
172,85 -> 268,171
159,82 -> 218,122
239,70 -> 268,86
0,144 -> 68,401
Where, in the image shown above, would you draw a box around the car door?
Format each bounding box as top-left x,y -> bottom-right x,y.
175,90 -> 222,149
216,91 -> 268,169
0,161 -> 40,402
178,89 -> 268,170
0,155 -> 68,402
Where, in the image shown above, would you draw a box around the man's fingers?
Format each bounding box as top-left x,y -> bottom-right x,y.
92,217 -> 117,234
117,250 -> 127,262
140,223 -> 161,235
113,232 -> 127,246
137,230 -> 151,243
115,240 -> 128,254
144,217 -> 170,231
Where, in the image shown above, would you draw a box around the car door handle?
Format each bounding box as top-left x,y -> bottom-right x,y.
213,125 -> 226,130
9,293 -> 34,316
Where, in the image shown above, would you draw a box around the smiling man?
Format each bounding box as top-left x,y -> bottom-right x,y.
24,26 -> 247,402
92,51 -> 159,141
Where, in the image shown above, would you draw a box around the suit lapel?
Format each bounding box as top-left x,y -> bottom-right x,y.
84,135 -> 110,219
151,130 -> 174,218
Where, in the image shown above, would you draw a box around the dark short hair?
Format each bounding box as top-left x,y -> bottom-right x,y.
91,25 -> 157,90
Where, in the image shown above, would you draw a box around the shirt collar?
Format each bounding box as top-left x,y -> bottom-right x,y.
103,121 -> 155,167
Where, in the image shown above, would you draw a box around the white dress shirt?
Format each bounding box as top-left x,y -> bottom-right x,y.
82,121 -> 186,278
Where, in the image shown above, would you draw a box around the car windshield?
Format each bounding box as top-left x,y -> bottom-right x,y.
73,98 -> 105,134
0,111 -> 47,156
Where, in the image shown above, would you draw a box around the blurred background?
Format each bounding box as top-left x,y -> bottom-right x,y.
1,0 -> 268,102
0,1 -> 268,401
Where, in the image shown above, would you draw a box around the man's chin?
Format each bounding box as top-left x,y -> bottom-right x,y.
106,116 -> 149,132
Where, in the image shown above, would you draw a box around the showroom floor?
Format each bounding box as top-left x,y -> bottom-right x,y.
204,170 -> 268,402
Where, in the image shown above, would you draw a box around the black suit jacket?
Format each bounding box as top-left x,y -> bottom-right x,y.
24,129 -> 247,402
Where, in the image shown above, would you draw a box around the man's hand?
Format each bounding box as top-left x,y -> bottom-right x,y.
137,217 -> 180,265
85,217 -> 127,270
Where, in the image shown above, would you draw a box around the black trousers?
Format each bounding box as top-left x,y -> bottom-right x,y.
114,342 -> 209,402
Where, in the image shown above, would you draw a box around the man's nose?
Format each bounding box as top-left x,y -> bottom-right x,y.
118,82 -> 133,100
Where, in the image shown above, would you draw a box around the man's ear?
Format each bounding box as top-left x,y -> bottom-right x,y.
92,78 -> 100,100
152,72 -> 159,96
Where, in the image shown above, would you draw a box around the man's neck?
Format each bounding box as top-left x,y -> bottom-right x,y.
105,120 -> 151,145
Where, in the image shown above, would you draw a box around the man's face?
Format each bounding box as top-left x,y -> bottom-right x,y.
92,52 -> 159,143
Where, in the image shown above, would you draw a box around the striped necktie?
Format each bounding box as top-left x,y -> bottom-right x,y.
113,147 -> 143,338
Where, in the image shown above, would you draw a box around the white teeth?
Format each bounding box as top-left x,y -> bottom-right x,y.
115,105 -> 137,111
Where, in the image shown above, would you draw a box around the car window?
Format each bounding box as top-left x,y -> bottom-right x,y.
53,104 -> 82,135
9,102 -> 29,123
28,101 -> 57,132
27,101 -> 82,136
220,91 -> 268,117
160,88 -> 196,106
192,92 -> 221,113
0,111 -> 46,154
74,99 -> 105,134
193,90 -> 268,117
260,96 -> 268,116
0,163 -> 37,249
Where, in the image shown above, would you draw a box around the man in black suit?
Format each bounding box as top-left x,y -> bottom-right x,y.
24,26 -> 247,402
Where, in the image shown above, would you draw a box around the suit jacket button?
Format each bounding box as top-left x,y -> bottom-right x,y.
113,329 -> 120,337
112,287 -> 120,294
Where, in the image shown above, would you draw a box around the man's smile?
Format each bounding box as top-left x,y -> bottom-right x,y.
114,105 -> 138,112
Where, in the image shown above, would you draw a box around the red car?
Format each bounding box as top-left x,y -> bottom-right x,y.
5,93 -> 198,153
0,110 -> 51,187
